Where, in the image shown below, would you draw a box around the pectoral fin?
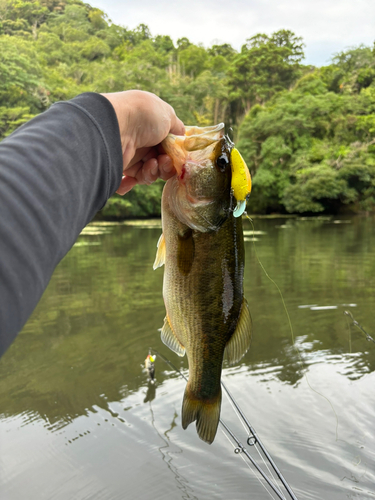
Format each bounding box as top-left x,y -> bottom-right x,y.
160,316 -> 185,357
224,298 -> 252,365
153,233 -> 166,270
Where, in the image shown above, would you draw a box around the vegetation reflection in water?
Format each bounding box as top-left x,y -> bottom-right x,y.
1,216 -> 375,421
0,216 -> 375,498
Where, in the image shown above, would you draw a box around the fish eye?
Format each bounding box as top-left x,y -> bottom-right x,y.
217,154 -> 228,172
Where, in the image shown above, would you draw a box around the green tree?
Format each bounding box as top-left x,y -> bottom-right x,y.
177,36 -> 190,50
178,43 -> 208,78
125,23 -> 151,45
0,0 -> 48,38
333,46 -> 375,92
0,105 -> 34,137
1,0 -> 375,217
88,7 -> 107,31
238,67 -> 375,214
80,36 -> 110,60
154,34 -> 175,53
0,35 -> 45,108
208,43 -> 236,58
228,30 -> 305,126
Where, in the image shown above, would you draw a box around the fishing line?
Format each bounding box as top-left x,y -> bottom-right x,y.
245,214 -> 339,441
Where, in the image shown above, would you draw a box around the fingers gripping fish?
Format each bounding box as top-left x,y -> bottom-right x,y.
153,124 -> 252,444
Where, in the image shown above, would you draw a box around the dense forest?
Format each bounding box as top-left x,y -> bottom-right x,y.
1,0 -> 375,216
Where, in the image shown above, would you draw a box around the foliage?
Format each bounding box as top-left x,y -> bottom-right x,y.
238,63 -> 375,214
1,0 -> 374,216
98,181 -> 165,219
0,105 -> 35,136
227,30 -> 305,126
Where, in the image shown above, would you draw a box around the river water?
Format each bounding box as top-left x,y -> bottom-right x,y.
0,215 -> 374,500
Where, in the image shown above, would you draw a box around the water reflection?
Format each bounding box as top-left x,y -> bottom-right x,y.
1,216 -> 375,499
147,402 -> 198,500
0,216 -> 374,424
144,382 -> 156,403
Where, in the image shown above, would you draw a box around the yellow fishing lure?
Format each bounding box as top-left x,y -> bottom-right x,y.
230,148 -> 252,217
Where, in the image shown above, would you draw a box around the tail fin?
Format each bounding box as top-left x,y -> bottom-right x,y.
181,385 -> 221,444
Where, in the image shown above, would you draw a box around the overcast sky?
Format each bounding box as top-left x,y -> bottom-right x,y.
91,0 -> 375,66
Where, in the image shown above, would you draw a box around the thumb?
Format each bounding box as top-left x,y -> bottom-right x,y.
170,115 -> 185,136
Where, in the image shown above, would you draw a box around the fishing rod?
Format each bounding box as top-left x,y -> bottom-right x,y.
221,381 -> 298,500
344,310 -> 375,345
151,349 -> 299,500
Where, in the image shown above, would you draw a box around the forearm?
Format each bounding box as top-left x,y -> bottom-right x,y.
0,93 -> 122,356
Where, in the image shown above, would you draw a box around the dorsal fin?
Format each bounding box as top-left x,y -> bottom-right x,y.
224,298 -> 252,365
160,316 -> 185,357
153,233 -> 166,270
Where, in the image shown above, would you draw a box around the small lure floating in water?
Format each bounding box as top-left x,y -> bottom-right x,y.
145,354 -> 156,382
230,148 -> 252,218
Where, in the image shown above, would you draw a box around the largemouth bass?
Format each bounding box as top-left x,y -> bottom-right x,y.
153,124 -> 252,444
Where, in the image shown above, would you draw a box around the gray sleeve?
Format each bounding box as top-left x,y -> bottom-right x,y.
0,92 -> 123,356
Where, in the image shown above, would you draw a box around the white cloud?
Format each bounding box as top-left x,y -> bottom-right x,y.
92,0 -> 375,65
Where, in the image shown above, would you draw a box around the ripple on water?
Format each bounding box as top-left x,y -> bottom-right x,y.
1,217 -> 375,499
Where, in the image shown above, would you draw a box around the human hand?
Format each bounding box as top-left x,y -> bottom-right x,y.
101,90 -> 185,195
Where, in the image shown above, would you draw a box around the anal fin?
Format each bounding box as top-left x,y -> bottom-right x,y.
224,298 -> 252,365
153,233 -> 166,270
160,316 -> 185,357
